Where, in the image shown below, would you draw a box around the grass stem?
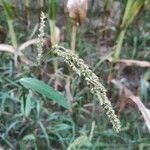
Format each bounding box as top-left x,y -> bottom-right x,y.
49,19 -> 58,72
71,25 -> 77,52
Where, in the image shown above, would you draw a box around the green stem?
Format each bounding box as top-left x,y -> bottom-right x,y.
113,29 -> 126,62
8,19 -> 18,66
2,0 -> 18,65
7,20 -> 17,48
49,19 -> 58,72
109,29 -> 126,80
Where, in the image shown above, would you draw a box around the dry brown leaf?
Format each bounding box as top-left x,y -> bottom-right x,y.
117,97 -> 128,115
67,0 -> 88,25
65,78 -> 74,104
55,26 -> 61,44
0,44 -> 21,55
129,96 -> 150,132
18,38 -> 39,52
107,57 -> 150,67
111,79 -> 150,132
111,79 -> 133,113
0,44 -> 32,65
111,79 -> 133,97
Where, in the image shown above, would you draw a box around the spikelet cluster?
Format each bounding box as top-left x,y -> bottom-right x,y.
37,12 -> 46,62
53,45 -> 121,132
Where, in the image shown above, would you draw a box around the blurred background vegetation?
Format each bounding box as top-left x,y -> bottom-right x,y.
0,0 -> 150,149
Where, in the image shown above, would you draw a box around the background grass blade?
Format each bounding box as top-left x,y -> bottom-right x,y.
113,0 -> 145,61
21,90 -> 33,118
38,121 -> 51,149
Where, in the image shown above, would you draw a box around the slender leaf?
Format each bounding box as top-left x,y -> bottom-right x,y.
25,90 -> 32,117
38,121 -> 50,149
121,0 -> 133,28
23,134 -> 36,141
5,120 -> 21,136
125,0 -> 144,28
1,0 -> 13,19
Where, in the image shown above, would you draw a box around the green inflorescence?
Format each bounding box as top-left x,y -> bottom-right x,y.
52,45 -> 121,132
37,12 -> 46,62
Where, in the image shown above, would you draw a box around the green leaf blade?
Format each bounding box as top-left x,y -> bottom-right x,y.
19,78 -> 72,111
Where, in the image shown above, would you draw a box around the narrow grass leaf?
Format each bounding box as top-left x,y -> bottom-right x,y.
23,134 -> 36,141
36,100 -> 41,120
121,0 -> 133,28
1,137 -> 15,149
38,121 -> 50,149
113,0 -> 144,61
25,90 -> 32,117
140,78 -> 148,102
1,0 -> 13,19
126,0 -> 144,27
5,120 -> 21,136
21,93 -> 25,117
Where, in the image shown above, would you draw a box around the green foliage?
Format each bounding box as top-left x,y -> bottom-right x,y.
21,90 -> 33,118
123,0 -> 144,28
48,0 -> 58,20
113,0 -> 145,61
1,0 -> 17,48
0,0 -> 150,149
1,0 -> 14,19
19,77 -> 72,111
52,45 -> 121,132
